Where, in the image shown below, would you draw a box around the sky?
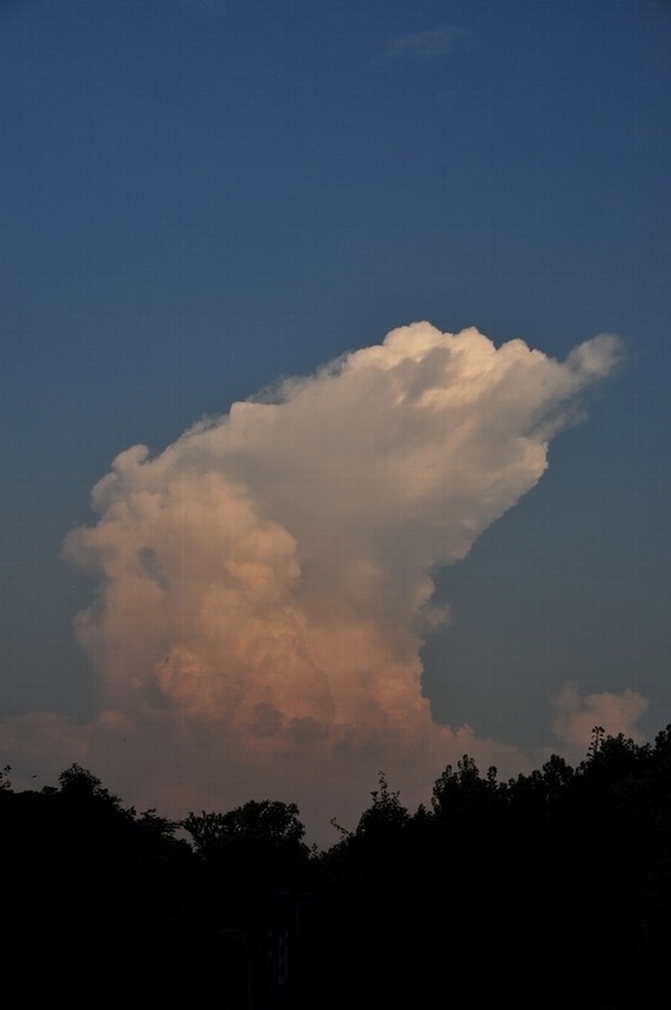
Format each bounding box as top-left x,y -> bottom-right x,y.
1,0 -> 670,844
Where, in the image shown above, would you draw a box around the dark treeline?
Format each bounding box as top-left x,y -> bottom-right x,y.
2,726 -> 671,1008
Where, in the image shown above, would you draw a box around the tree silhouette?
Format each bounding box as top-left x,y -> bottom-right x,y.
2,727 -> 671,1008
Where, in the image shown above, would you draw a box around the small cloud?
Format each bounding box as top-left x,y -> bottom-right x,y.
551,683 -> 648,761
386,26 -> 469,60
175,0 -> 227,16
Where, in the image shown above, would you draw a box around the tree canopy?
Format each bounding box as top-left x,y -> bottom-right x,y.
2,727 -> 671,1008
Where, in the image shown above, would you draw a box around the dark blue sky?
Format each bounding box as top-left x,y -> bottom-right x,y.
2,0 -> 670,808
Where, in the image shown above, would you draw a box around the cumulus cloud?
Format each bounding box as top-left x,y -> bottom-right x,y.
3,323 -> 620,840
552,683 -> 648,761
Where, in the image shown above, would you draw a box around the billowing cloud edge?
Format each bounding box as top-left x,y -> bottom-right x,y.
1,323 -> 626,841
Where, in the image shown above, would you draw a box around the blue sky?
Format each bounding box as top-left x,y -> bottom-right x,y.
1,0 -> 670,834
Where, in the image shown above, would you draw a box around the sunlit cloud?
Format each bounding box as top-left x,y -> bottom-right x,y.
552,682 -> 648,760
2,323 -> 620,838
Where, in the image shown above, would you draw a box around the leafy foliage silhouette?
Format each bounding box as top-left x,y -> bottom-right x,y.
2,728 -> 671,1008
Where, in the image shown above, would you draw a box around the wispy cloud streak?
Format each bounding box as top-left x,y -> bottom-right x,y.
386,27 -> 470,59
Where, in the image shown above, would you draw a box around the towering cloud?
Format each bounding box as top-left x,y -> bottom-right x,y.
0,323 -> 627,837
47,323 -> 619,829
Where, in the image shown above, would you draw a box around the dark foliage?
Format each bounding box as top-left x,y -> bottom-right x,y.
2,728 -> 671,1008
